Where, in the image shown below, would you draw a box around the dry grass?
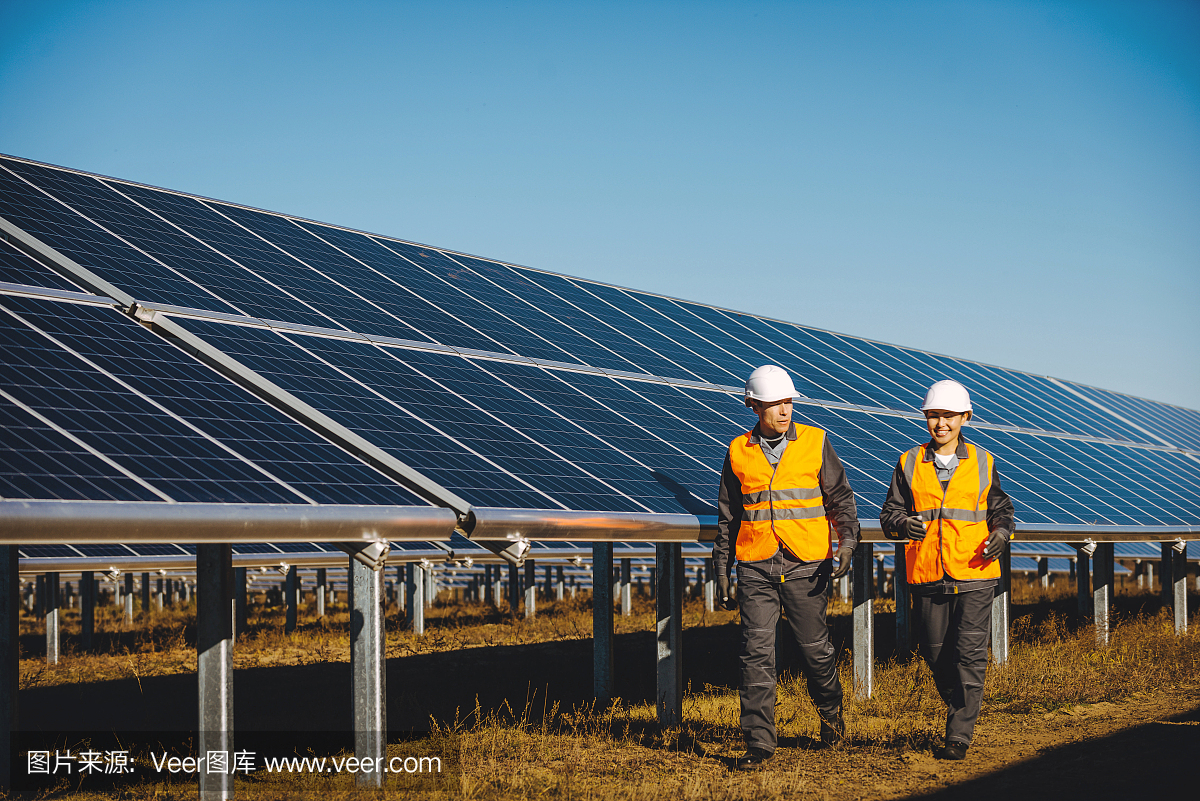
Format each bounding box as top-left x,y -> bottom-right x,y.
14,579 -> 1200,800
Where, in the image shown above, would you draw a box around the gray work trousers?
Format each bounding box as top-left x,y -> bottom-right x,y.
736,556 -> 843,753
913,588 -> 992,745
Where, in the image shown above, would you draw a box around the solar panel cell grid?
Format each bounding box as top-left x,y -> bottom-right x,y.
4,296 -> 426,507
177,317 -> 555,508
0,241 -> 84,292
290,336 -> 646,512
0,394 -> 163,502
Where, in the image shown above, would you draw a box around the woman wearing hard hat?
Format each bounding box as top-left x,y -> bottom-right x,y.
880,380 -> 1014,761
714,365 -> 863,769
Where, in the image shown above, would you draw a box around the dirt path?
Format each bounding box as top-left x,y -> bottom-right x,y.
716,685 -> 1200,800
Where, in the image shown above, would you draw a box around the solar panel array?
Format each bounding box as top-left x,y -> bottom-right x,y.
2,153 -> 1198,570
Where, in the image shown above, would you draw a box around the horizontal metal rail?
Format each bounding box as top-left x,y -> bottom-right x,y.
0,500 -> 457,543
468,507 -> 703,542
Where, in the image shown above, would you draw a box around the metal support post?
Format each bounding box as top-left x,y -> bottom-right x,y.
1037,557 -> 1049,589
544,564 -> 552,599
507,562 -> 521,615
492,564 -> 503,607
156,576 -> 164,612
894,544 -> 911,656
1146,561 -> 1154,592
1163,542 -> 1188,635
35,574 -> 44,618
876,555 -> 886,597
1076,548 -> 1091,618
1094,543 -> 1114,646
141,572 -> 150,618
0,548 -> 17,793
704,557 -> 715,613
593,543 -> 614,704
124,573 -> 134,625
425,564 -> 435,608
81,570 -> 95,652
620,558 -> 632,617
285,565 -> 299,634
991,545 -> 1011,664
315,568 -> 327,618
524,560 -> 537,619
656,543 -> 683,727
44,573 -> 59,665
852,543 -> 875,698
408,564 -> 425,634
556,565 -> 565,601
197,544 -> 234,801
349,556 -> 386,788
233,568 -> 247,637
1068,558 -> 1076,581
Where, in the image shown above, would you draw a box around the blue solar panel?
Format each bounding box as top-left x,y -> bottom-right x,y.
0,295 -> 428,506
0,392 -> 163,502
2,154 -> 1197,556
0,240 -> 84,292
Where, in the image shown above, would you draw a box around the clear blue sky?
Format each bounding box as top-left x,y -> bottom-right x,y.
2,0 -> 1197,409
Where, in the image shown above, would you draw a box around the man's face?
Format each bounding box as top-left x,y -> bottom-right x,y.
924,409 -> 968,448
753,398 -> 792,436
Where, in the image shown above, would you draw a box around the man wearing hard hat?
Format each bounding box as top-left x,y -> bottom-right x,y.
881,380 -> 1014,761
714,365 -> 862,769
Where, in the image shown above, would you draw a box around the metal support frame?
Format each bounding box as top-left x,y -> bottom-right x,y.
703,557 -> 715,613
406,563 -> 424,635
1093,542 -> 1115,646
349,556 -> 386,789
81,570 -> 95,651
123,572 -> 134,624
524,560 -> 537,619
620,558 -> 632,617
233,567 -> 247,637
425,563 -> 435,608
592,543 -> 614,705
1163,541 -> 1188,634
156,575 -> 164,612
852,543 -> 874,697
894,544 -> 911,656
141,572 -> 150,619
991,545 -> 1011,664
655,543 -> 683,727
1076,548 -> 1091,617
284,565 -> 299,634
492,563 -> 502,607
197,544 -> 234,801
1,547 -> 19,793
507,562 -> 520,615
556,565 -> 565,601
316,567 -> 327,618
44,572 -> 59,665
1037,557 -> 1049,589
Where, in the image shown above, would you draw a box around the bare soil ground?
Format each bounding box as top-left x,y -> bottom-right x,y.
10,580 -> 1200,799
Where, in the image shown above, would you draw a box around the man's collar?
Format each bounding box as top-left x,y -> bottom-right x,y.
922,435 -> 970,461
749,421 -> 797,445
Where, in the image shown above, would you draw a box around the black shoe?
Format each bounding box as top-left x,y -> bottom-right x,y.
938,741 -> 968,760
819,709 -> 846,747
735,747 -> 772,770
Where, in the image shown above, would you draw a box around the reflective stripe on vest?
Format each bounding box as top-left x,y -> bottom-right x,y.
902,442 -> 999,584
728,425 -> 833,563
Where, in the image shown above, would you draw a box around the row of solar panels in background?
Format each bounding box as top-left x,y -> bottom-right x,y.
2,291 -> 1199,528
1,155 -> 1198,454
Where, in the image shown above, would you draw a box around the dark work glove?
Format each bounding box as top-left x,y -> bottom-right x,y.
904,515 -> 926,541
982,529 -> 1009,561
831,544 -> 854,579
716,575 -> 737,610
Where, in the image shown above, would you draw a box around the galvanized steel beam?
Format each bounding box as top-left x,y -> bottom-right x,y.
656,543 -> 684,728
81,570 -> 95,651
852,543 -> 874,698
349,556 -> 386,789
44,573 -> 59,665
894,544 -> 911,657
592,543 -> 614,705
1093,543 -> 1115,646
197,544 -> 234,801
991,546 -> 1011,665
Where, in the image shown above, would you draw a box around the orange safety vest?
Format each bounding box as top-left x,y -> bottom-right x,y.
728,425 -> 833,563
901,442 -> 999,584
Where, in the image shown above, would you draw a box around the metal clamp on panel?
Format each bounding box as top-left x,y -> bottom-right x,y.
1080,538 -> 1098,556
335,540 -> 391,571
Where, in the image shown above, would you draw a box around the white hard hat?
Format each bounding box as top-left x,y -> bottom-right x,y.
921,380 -> 972,413
744,365 -> 798,407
